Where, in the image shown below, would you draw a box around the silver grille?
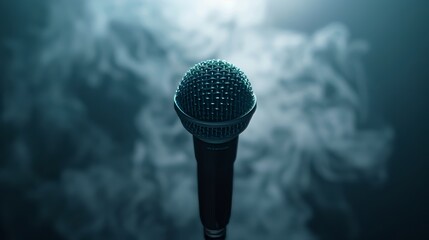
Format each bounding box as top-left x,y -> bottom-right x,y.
174,59 -> 256,142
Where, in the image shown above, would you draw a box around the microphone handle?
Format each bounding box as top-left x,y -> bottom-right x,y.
193,136 -> 238,240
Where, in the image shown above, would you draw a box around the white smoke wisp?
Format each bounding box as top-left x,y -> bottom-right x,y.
1,0 -> 393,240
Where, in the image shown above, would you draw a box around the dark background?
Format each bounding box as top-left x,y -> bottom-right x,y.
1,0 -> 428,239
268,1 -> 429,239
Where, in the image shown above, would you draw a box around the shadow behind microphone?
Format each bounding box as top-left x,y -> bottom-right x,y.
174,59 -> 257,239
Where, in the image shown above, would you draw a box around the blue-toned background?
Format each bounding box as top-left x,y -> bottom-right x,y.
0,0 -> 428,239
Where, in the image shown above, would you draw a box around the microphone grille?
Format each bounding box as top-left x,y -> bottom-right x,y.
174,59 -> 256,142
175,59 -> 254,122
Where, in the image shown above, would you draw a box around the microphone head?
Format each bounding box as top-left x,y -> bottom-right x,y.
174,59 -> 256,143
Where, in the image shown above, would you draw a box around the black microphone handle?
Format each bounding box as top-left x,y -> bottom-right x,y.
193,136 -> 238,240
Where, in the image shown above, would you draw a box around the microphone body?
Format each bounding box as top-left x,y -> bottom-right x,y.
194,136 -> 237,239
174,59 -> 256,239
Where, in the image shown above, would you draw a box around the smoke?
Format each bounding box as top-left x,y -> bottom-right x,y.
1,0 -> 393,239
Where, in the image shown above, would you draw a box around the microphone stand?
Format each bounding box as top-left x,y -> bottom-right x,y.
193,136 -> 238,240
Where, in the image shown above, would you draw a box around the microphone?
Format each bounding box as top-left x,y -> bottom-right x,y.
174,59 -> 257,239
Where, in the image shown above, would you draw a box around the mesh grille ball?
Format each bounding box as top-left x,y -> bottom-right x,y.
174,59 -> 256,141
175,59 -> 255,122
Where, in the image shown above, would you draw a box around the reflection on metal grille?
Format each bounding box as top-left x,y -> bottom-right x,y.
174,59 -> 256,141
